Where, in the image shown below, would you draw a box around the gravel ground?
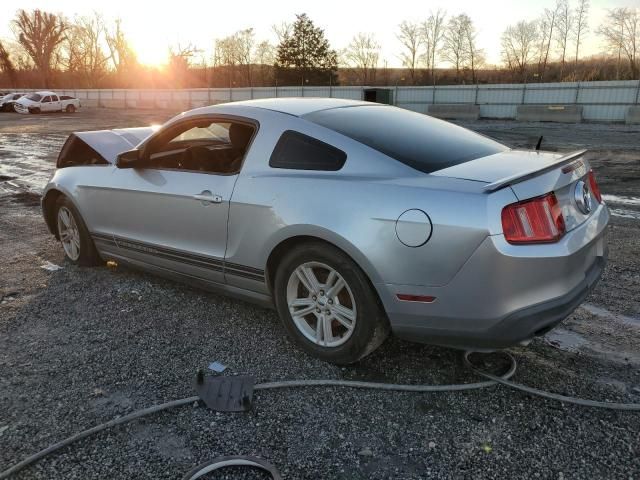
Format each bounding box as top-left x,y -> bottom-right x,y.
0,109 -> 639,479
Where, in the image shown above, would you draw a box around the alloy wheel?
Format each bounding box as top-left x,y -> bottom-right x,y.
286,261 -> 357,347
57,206 -> 81,261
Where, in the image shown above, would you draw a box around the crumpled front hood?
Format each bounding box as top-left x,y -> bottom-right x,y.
16,98 -> 36,107
73,127 -> 156,163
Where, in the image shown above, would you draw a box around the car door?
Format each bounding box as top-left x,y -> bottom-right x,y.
50,95 -> 62,111
40,96 -> 51,112
78,116 -> 256,286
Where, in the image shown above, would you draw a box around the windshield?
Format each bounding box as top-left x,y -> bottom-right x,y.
304,105 -> 507,174
25,93 -> 42,102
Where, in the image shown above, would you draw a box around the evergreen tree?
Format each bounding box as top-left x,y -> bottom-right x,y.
275,13 -> 338,86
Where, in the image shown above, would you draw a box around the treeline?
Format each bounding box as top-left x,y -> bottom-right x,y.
0,4 -> 638,90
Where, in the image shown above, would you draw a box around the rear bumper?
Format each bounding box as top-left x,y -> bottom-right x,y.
380,203 -> 609,350
391,253 -> 605,349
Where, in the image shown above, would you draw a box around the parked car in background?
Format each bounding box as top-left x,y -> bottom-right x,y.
14,91 -> 80,114
41,98 -> 609,364
0,93 -> 25,111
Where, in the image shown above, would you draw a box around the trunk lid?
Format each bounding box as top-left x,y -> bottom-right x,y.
432,149 -> 597,232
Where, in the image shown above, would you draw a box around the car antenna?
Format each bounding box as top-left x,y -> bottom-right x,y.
535,136 -> 543,151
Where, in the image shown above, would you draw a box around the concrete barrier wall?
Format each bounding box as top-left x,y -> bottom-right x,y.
7,80 -> 640,122
626,106 -> 640,124
516,105 -> 583,122
427,104 -> 480,120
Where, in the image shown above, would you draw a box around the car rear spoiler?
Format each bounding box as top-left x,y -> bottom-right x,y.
482,149 -> 587,193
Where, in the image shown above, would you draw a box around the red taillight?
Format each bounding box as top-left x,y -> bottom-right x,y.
501,193 -> 566,244
588,170 -> 602,203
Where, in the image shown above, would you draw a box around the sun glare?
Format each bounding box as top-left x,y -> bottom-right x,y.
130,37 -> 169,67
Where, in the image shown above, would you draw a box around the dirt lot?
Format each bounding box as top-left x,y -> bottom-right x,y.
1,109 -> 639,479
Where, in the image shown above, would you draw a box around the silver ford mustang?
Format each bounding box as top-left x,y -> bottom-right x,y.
41,98 -> 609,364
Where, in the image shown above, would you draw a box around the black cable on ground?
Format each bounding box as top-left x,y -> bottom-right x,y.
463,352 -> 640,411
1,351 -> 638,479
181,455 -> 282,480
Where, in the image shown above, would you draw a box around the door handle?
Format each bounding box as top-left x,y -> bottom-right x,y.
193,191 -> 223,204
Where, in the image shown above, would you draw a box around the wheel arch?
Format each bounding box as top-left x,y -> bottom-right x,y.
265,233 -> 386,310
42,186 -> 83,239
42,188 -> 65,238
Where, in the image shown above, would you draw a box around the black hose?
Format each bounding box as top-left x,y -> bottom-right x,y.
1,351 -> 638,479
464,352 -> 640,411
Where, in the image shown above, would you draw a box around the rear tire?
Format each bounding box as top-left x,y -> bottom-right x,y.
274,242 -> 389,364
55,196 -> 101,266
66,104 -> 76,113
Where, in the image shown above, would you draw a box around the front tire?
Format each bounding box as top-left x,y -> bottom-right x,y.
55,196 -> 101,266
66,104 -> 76,113
274,242 -> 389,364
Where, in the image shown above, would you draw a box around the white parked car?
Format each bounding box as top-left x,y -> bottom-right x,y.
0,93 -> 25,112
14,91 -> 80,114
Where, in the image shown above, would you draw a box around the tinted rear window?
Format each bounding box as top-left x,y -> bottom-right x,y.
304,106 -> 506,174
269,130 -> 346,171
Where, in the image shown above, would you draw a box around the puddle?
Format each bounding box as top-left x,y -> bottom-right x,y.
0,133 -> 64,198
601,195 -> 640,220
602,194 -> 640,206
609,208 -> 640,220
545,328 -> 587,352
580,303 -> 640,328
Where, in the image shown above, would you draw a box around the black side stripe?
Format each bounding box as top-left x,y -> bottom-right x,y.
91,232 -> 264,281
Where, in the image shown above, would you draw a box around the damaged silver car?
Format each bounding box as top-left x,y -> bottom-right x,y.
41,99 -> 609,363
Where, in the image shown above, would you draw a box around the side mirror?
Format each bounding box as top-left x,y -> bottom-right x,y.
116,149 -> 146,169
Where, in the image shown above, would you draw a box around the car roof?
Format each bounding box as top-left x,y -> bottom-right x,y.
195,98 -> 373,117
35,91 -> 57,95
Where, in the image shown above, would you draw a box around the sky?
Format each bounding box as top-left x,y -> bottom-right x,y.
0,0 -> 633,67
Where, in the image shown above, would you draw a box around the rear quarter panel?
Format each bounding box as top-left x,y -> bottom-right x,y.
225,111 -> 519,292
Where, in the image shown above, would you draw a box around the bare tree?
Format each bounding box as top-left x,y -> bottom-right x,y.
422,9 -> 447,85
537,4 -> 560,81
343,32 -> 380,84
214,36 -> 239,87
106,18 -> 137,79
598,8 -> 639,79
272,22 -> 292,44
397,20 -> 422,84
501,20 -> 539,82
69,13 -> 110,87
234,28 -> 255,86
12,9 -> 67,86
254,40 -> 275,86
462,15 -> 484,84
555,0 -> 574,80
0,41 -> 17,86
573,0 -> 589,66
168,43 -> 200,87
442,14 -> 469,82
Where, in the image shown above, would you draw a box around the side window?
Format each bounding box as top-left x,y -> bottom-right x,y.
42,96 -> 51,103
146,119 -> 256,175
170,122 -> 231,143
269,130 -> 346,171
52,95 -> 59,102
